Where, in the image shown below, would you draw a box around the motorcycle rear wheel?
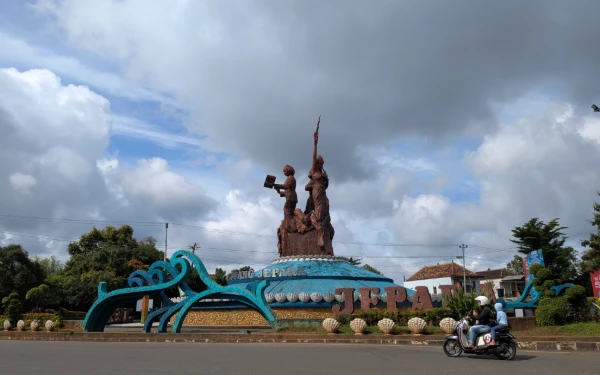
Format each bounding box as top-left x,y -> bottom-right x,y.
443,339 -> 463,357
495,340 -> 517,360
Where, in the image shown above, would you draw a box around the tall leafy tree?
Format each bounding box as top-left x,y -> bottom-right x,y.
33,255 -> 64,277
51,225 -> 163,310
0,245 -> 45,304
510,218 -> 577,282
581,193 -> 600,274
506,255 -> 524,274
214,268 -> 227,286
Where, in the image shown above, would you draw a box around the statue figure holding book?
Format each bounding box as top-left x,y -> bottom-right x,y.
264,116 -> 334,256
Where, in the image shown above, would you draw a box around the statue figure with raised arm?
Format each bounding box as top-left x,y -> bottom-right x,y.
308,116 -> 332,248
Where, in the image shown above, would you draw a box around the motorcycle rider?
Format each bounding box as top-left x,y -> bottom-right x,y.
464,296 -> 493,348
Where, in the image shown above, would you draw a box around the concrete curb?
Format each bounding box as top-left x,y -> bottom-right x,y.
1,332 -> 599,351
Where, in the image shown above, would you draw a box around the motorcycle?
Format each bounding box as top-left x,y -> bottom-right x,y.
443,317 -> 517,360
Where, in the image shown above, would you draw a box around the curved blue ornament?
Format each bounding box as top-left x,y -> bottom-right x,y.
83,250 -> 277,332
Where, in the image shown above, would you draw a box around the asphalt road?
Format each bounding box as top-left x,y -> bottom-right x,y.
0,341 -> 597,375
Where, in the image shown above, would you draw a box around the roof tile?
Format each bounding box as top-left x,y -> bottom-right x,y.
406,261 -> 481,281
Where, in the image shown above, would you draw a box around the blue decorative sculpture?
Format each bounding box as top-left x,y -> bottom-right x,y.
501,281 -> 573,310
500,249 -> 573,311
83,250 -> 277,333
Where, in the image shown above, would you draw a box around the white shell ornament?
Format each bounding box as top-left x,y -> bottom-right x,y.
310,292 -> 323,303
323,293 -> 335,303
286,292 -> 299,303
322,318 -> 339,334
439,317 -> 457,334
16,320 -> 25,331
407,317 -> 427,335
334,293 -> 345,303
377,318 -> 396,335
274,293 -> 287,303
298,292 -> 311,303
265,293 -> 275,303
3,320 -> 12,331
30,320 -> 39,331
350,318 -> 367,335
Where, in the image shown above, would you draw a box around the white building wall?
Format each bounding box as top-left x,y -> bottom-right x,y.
403,277 -> 452,295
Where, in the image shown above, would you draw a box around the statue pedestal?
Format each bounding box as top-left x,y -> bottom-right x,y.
280,227 -> 334,257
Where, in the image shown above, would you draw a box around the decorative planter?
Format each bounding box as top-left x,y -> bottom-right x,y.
407,317 -> 427,335
16,320 -> 25,331
45,320 -> 55,332
349,318 -> 367,335
377,318 -> 396,335
322,318 -> 339,334
30,320 -> 39,331
3,320 -> 12,331
439,317 -> 457,334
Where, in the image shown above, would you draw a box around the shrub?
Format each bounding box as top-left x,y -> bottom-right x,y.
21,313 -> 62,327
536,296 -> 569,326
58,307 -> 87,319
424,307 -> 452,326
444,289 -> 477,319
565,285 -> 588,308
1,293 -> 22,325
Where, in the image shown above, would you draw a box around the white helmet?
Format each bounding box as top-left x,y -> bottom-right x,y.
475,296 -> 489,306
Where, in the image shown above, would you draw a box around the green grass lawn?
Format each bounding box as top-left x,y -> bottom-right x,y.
522,322 -> 600,336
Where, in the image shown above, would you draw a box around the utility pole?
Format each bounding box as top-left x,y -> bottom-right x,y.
458,244 -> 468,294
189,242 -> 200,254
164,223 -> 169,261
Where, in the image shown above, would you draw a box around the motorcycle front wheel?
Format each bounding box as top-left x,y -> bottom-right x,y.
443,339 -> 463,357
495,340 -> 517,360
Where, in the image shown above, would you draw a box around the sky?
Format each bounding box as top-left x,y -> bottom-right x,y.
2,0 -> 600,283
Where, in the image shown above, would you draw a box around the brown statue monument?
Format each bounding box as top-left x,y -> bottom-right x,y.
264,116 -> 335,257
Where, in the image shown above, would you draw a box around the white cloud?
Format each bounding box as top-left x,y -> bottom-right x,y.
117,157 -> 218,219
0,32 -> 174,105
112,116 -> 204,148
0,67 -> 217,259
8,172 -> 37,193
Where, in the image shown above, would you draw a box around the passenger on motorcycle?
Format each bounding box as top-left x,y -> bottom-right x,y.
464,296 -> 493,348
489,302 -> 508,346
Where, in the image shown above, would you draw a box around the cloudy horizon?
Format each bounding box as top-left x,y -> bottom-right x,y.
2,0 -> 600,282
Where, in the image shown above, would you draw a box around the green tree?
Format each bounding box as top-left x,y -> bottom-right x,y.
361,264 -> 382,275
56,225 -> 163,310
214,268 -> 227,286
0,245 -> 45,305
1,292 -> 22,324
33,255 -> 64,277
506,255 -> 524,274
26,284 -> 51,310
510,218 -> 578,282
581,192 -> 600,274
